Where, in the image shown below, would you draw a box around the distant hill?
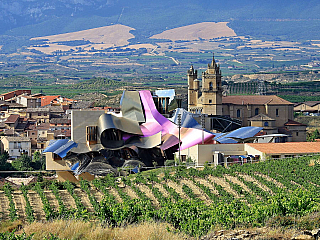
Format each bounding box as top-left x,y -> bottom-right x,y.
150,22 -> 236,41
1,0 -> 320,42
32,25 -> 134,45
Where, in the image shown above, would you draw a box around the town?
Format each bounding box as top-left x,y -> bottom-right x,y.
1,56 -> 320,240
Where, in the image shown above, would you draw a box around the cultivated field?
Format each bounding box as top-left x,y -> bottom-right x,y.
150,22 -> 236,41
1,156 -> 320,238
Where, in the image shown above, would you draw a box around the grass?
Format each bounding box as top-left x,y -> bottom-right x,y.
9,220 -> 190,240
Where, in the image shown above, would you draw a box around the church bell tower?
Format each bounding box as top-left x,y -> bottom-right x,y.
187,65 -> 199,112
201,54 -> 223,115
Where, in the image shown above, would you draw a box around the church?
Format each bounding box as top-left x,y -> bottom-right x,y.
187,55 -> 307,142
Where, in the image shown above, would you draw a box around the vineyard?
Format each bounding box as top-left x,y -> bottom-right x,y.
1,156 -> 320,238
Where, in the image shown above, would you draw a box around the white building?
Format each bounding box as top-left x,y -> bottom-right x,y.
1,136 -> 32,158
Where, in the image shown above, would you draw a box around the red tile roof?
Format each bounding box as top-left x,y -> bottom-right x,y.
40,95 -> 60,106
246,142 -> 320,154
222,95 -> 293,105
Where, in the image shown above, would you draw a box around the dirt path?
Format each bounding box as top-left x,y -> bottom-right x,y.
0,191 -> 10,220
90,188 -> 104,202
28,191 -> 46,221
12,191 -> 26,221
238,173 -> 272,194
109,187 -> 122,203
166,180 -> 190,200
123,186 -> 139,199
255,173 -> 285,189
58,190 -> 77,209
136,184 -> 159,207
195,177 -> 219,195
44,190 -> 60,210
181,179 -> 210,204
225,175 -> 255,195
208,176 -> 240,198
74,189 -> 94,213
154,182 -> 170,198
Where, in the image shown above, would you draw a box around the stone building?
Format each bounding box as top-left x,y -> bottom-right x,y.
188,55 -> 306,141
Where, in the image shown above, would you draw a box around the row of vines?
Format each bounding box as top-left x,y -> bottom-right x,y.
1,155 -> 320,237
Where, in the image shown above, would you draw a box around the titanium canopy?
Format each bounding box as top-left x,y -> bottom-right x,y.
44,90 -> 216,176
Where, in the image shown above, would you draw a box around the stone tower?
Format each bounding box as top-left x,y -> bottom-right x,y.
187,65 -> 199,111
201,54 -> 223,115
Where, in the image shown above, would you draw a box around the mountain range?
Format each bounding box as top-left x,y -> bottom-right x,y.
1,0 -> 320,41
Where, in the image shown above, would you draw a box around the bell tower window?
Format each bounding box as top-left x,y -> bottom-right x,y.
209,82 -> 213,91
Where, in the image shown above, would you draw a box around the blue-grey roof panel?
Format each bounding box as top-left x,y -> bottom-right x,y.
221,126 -> 263,140
43,139 -> 78,158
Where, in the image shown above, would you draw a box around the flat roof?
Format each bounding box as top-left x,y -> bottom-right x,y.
246,142 -> 320,154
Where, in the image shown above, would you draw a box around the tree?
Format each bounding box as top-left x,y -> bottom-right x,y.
0,151 -> 11,171
307,129 -> 320,142
31,151 -> 46,170
12,154 -> 32,171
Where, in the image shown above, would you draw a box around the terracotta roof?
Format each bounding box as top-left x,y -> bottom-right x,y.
246,142 -> 320,154
284,120 -> 307,126
40,95 -> 60,106
5,114 -> 19,123
248,114 -> 275,121
222,95 -> 293,105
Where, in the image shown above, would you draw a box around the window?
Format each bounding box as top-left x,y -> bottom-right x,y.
38,113 -> 41,116
237,109 -> 241,118
296,132 -> 299,136
255,108 -> 259,115
209,82 -> 213,91
86,126 -> 97,144
209,99 -> 212,103
264,121 -> 269,127
276,108 -> 279,116
44,113 -> 47,116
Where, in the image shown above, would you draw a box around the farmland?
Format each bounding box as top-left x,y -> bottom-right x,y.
1,156 -> 320,239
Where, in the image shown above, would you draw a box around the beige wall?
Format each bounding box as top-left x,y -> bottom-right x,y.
2,138 -> 31,158
223,104 -> 293,128
46,152 -> 71,171
28,112 -> 50,123
179,144 -> 246,165
294,103 -> 320,113
286,125 -> 307,142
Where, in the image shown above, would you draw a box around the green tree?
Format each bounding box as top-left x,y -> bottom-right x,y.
12,154 -> 33,171
0,151 -> 11,171
31,151 -> 46,170
307,129 -> 320,142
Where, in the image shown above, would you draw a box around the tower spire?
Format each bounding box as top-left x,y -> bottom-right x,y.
209,53 -> 216,69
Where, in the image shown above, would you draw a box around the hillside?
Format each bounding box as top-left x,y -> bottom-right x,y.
1,0 -> 320,42
1,156 -> 320,238
150,22 -> 236,41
